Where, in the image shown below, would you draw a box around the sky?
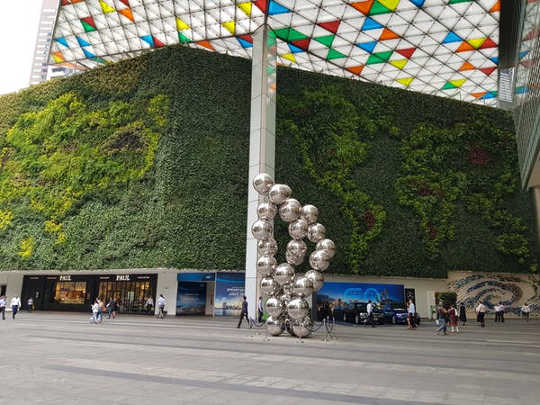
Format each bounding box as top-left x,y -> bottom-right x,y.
0,1 -> 43,95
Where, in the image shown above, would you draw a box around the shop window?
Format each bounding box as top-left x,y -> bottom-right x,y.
54,281 -> 86,304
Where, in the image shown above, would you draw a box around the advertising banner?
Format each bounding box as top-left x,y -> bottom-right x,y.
178,273 -> 215,282
176,282 -> 206,315
316,282 -> 405,307
214,272 -> 245,316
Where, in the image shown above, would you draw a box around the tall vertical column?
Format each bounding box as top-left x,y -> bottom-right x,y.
245,25 -> 277,319
532,186 -> 540,244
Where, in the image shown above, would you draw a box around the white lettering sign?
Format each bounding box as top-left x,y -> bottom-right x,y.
116,275 -> 130,281
59,275 -> 71,281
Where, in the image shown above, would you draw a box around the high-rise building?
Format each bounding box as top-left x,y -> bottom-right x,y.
29,0 -> 79,86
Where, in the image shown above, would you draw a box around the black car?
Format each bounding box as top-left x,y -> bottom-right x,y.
344,303 -> 384,325
382,305 -> 421,325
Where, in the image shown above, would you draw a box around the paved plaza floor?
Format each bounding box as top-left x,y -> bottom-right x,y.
0,313 -> 538,405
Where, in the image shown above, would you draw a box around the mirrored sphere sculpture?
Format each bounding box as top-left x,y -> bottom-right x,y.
260,277 -> 278,295
292,317 -> 313,338
287,298 -> 310,321
268,184 -> 292,205
258,238 -> 278,256
293,276 -> 314,297
256,255 -> 277,276
274,263 -> 295,285
253,173 -> 274,195
307,223 -> 326,243
279,198 -> 302,222
288,218 -> 309,240
265,296 -> 285,318
251,219 -> 273,241
266,316 -> 284,336
305,270 -> 324,292
257,202 -> 278,221
315,238 -> 336,259
301,205 -> 319,224
309,249 -> 330,271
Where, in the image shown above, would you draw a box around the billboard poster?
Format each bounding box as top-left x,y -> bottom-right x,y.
178,273 -> 215,282
316,282 -> 405,308
176,282 -> 206,315
214,272 -> 245,316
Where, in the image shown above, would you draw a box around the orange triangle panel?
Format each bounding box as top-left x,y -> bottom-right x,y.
471,91 -> 487,99
490,0 -> 500,12
350,0 -> 374,15
479,67 -> 496,76
479,38 -> 497,49
197,40 -> 214,51
380,28 -> 400,41
458,61 -> 475,71
118,8 -> 134,22
346,65 -> 364,75
456,41 -> 475,52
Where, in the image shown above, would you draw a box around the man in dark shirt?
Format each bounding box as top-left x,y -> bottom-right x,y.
237,296 -> 251,328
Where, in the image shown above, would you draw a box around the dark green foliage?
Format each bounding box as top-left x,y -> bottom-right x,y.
0,44 -> 536,277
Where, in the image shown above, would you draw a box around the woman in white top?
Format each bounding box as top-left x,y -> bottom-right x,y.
521,303 -> 531,322
10,296 -> 21,319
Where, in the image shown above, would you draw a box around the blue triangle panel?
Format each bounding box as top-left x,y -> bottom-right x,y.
268,0 -> 291,15
520,50 -> 529,60
481,91 -> 496,100
442,32 -> 461,44
140,35 -> 154,47
489,57 -> 499,65
409,0 -> 425,7
288,43 -> 304,53
362,17 -> 384,31
237,38 -> 253,48
56,37 -> 69,47
82,48 -> 95,59
76,36 -> 91,47
356,41 -> 377,53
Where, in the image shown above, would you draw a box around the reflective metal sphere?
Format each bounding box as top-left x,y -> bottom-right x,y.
274,263 -> 295,285
316,238 -> 336,259
287,298 -> 310,321
268,184 -> 292,205
251,219 -> 273,240
292,317 -> 313,338
287,239 -> 307,256
309,250 -> 330,271
285,250 -> 304,266
266,316 -> 284,336
288,218 -> 308,240
305,270 -> 324,292
307,223 -> 326,243
279,198 -> 302,222
257,238 -> 278,256
293,276 -> 314,297
256,255 -> 277,275
257,202 -> 277,221
253,173 -> 274,195
265,296 -> 284,318
260,277 -> 278,295
301,205 -> 319,224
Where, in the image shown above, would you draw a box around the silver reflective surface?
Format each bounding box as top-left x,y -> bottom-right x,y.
268,184 -> 292,205
265,296 -> 284,318
256,255 -> 277,275
309,250 -> 330,271
257,202 -> 278,221
258,238 -> 278,256
287,298 -> 310,321
278,198 -> 302,222
266,316 -> 284,336
301,204 -> 318,224
316,238 -> 336,259
307,223 -> 326,243
274,263 -> 295,285
251,219 -> 273,241
293,276 -> 314,297
305,270 -> 324,292
253,173 -> 274,195
288,218 -> 309,240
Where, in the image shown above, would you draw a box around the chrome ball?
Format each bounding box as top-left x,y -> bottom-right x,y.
305,270 -> 324,292
293,276 -> 314,297
309,250 -> 330,271
316,238 -> 336,259
268,184 -> 292,205
307,223 -> 326,243
288,218 -> 308,240
274,263 -> 295,285
287,239 -> 307,256
265,296 -> 284,318
256,255 -> 277,276
266,316 -> 284,336
251,219 -> 273,240
286,250 -> 304,266
279,198 -> 302,222
253,173 -> 274,195
260,277 -> 278,295
257,238 -> 278,256
301,205 -> 318,224
292,317 -> 313,338
257,202 -> 277,221
287,298 -> 310,321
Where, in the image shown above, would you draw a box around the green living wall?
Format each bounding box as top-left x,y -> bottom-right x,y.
0,44 -> 536,277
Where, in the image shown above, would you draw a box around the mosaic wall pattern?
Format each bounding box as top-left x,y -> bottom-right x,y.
448,271 -> 540,314
50,0 -> 500,105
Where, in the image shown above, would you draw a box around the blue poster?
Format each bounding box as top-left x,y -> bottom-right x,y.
178,272 -> 215,282
317,282 -> 404,306
176,282 -> 207,314
214,272 -> 245,316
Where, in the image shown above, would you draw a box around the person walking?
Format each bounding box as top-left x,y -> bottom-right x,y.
10,296 -> 21,319
407,299 -> 416,329
0,296 -> 6,320
237,296 -> 250,328
365,300 -> 375,328
106,298 -> 117,319
145,296 -> 154,314
476,301 -> 487,327
257,296 -> 264,323
27,297 -> 33,312
494,302 -> 503,323
435,305 -> 449,335
459,302 -> 467,326
91,300 -> 100,324
448,305 -> 459,333
157,294 -> 166,319
521,302 -> 531,321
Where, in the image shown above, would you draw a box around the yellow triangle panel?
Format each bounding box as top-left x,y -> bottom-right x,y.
449,79 -> 466,87
467,38 -> 486,49
282,53 -> 297,63
99,0 -> 115,13
176,17 -> 190,31
397,77 -> 413,87
222,21 -> 235,35
238,2 -> 252,16
390,59 -> 408,69
379,0 -> 400,11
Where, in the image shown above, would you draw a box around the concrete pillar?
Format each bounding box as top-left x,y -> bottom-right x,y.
532,186 -> 540,244
245,25 -> 277,319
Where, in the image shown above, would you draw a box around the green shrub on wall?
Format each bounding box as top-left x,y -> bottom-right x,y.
0,44 -> 536,276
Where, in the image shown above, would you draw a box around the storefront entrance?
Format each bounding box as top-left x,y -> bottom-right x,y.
21,274 -> 157,313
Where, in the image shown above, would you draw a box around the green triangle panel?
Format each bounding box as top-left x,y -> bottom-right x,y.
273,28 -> 308,42
369,1 -> 392,15
81,21 -> 96,32
178,32 -> 191,43
315,35 -> 335,47
327,48 -> 347,60
449,0 -> 472,3
441,82 -> 457,90
366,50 -> 393,64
